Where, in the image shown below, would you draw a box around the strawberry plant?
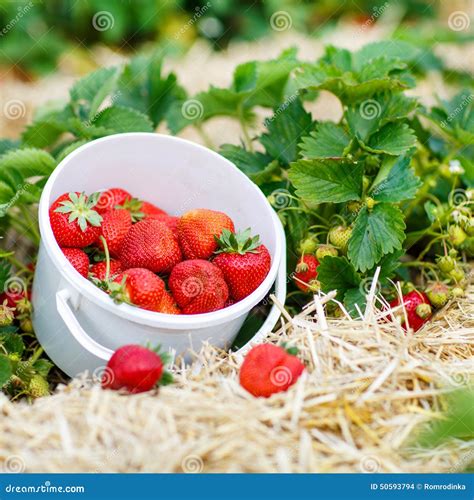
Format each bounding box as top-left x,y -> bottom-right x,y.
0,38 -> 472,397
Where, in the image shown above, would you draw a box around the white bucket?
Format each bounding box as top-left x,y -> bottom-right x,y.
32,133 -> 286,377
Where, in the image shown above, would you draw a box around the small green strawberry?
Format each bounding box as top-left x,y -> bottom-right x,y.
365,197 -> 376,211
28,374 -> 50,398
451,287 -> 465,298
328,226 -> 352,253
436,255 -> 456,273
315,244 -> 338,260
448,225 -> 467,247
19,318 -> 34,333
463,218 -> 474,237
449,266 -> 465,283
426,282 -> 450,309
298,235 -> 318,254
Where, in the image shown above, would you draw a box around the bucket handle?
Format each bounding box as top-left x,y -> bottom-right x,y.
56,288 -> 113,361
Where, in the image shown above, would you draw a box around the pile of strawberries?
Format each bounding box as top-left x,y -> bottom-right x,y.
49,188 -> 271,315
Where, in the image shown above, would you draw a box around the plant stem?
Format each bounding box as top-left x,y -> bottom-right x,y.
195,124 -> 215,150
100,236 -> 111,282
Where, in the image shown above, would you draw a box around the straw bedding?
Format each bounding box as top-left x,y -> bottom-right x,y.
0,286 -> 472,473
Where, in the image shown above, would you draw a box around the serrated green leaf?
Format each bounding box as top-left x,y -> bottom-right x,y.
219,144 -> 278,184
353,41 -> 420,70
0,354 -> 12,387
317,256 -> 360,300
289,159 -> 363,203
33,358 -> 53,378
299,122 -> 351,159
0,139 -> 20,156
22,120 -> 67,148
116,51 -> 186,127
70,66 -> 121,119
362,122 -> 417,155
371,155 -> 421,202
348,204 -> 406,272
0,148 -> 56,180
0,333 -> 24,355
260,98 -> 312,165
92,106 -> 154,133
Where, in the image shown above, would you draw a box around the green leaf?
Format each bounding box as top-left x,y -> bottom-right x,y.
289,159 -> 363,203
317,256 -> 360,300
348,204 -> 406,272
371,155 -> 421,202
0,261 -> 11,291
362,122 -> 417,156
33,359 -> 54,378
0,354 -> 12,387
353,41 -> 420,70
92,106 -> 154,134
0,333 -> 24,355
299,122 -> 351,158
0,139 -> 20,156
219,144 -> 278,184
117,51 -> 186,127
70,66 -> 121,119
22,120 -> 66,148
260,98 -> 312,165
344,287 -> 366,318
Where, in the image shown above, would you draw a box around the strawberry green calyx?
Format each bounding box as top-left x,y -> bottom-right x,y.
449,266 -> 465,283
296,261 -> 308,273
214,228 -> 260,255
54,192 -> 103,232
121,197 -> 145,222
316,244 -> 338,260
109,278 -> 132,306
415,303 -> 432,319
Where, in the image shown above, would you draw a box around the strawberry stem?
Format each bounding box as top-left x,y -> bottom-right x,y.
99,236 -> 111,282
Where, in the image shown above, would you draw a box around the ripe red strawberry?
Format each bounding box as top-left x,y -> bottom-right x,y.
0,289 -> 30,312
140,201 -> 167,218
293,255 -> 320,292
239,344 -> 305,398
102,345 -> 164,394
213,229 -> 271,301
119,219 -> 182,273
49,192 -> 102,247
169,259 -> 229,314
89,259 -> 123,281
112,268 -> 165,312
178,208 -> 235,260
98,209 -> 132,257
146,214 -> 179,234
389,290 -> 432,332
95,188 -> 132,214
61,247 -> 89,278
157,291 -> 181,315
